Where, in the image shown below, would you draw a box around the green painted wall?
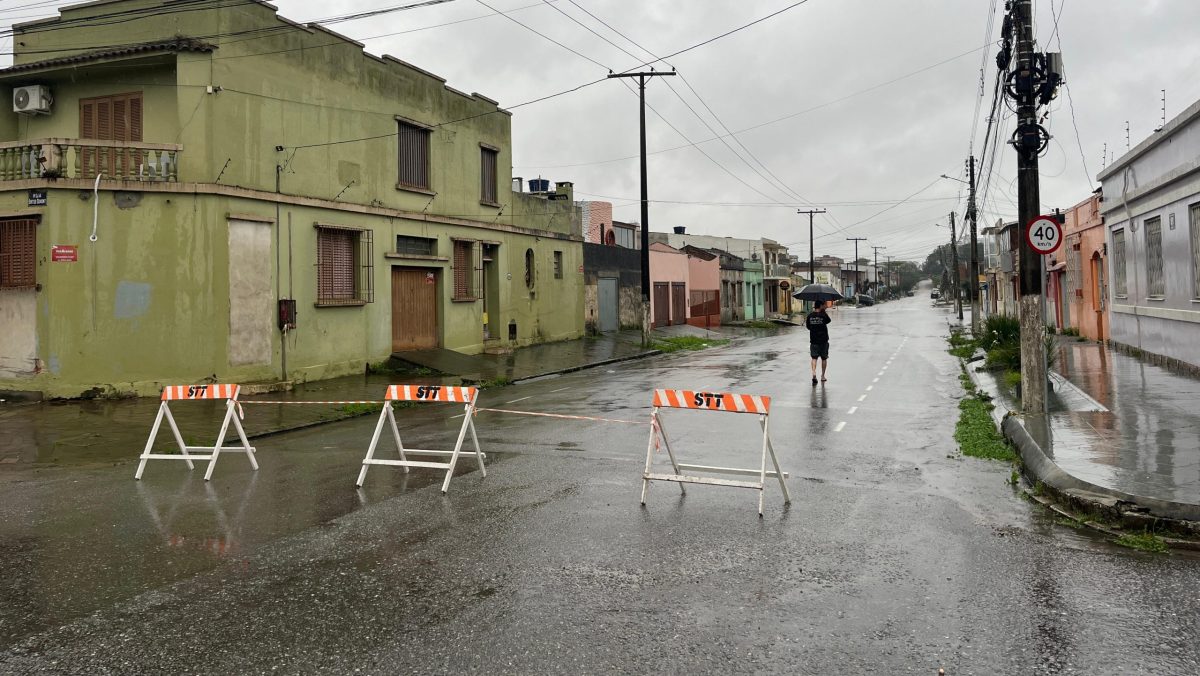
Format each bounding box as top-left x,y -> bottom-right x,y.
0,0 -> 584,397
743,263 -> 765,320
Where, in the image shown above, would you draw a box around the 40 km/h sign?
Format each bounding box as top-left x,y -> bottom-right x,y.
1025,215 -> 1063,255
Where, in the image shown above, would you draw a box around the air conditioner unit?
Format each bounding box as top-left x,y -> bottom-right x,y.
13,85 -> 52,115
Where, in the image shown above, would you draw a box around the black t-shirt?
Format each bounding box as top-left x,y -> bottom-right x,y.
805,310 -> 831,343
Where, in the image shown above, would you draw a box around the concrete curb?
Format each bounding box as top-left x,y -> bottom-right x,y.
510,350 -> 663,384
960,357 -> 1200,525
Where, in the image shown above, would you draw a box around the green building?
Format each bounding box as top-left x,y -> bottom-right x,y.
0,0 -> 584,398
742,259 -> 764,321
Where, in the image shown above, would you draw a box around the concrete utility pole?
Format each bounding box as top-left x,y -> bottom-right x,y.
608,69 -> 676,347
949,212 -> 962,321
885,255 -> 894,292
847,237 -> 867,295
967,155 -> 980,334
871,245 -> 886,297
1008,0 -> 1054,414
798,208 -> 827,283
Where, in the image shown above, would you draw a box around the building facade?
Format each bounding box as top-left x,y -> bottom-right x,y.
0,0 -> 583,398
648,242 -> 689,327
1098,98 -> 1200,371
1061,192 -> 1109,341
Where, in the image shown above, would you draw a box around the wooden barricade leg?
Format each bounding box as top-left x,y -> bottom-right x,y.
439,399 -> 477,495
136,402 -> 194,479
762,415 -> 791,505
357,403 -> 393,487
203,401 -> 239,481
386,403 -> 410,470
641,409 -> 687,505
653,412 -> 686,493
466,403 -> 486,476
227,405 -> 259,472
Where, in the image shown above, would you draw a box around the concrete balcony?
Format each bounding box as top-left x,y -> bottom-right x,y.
764,264 -> 791,279
0,138 -> 181,182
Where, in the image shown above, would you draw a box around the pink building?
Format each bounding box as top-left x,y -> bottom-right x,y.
1062,192 -> 1109,342
578,200 -> 614,244
649,243 -> 690,327
681,246 -> 721,328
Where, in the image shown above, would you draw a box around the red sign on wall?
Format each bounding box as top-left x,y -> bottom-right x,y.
51,245 -> 78,262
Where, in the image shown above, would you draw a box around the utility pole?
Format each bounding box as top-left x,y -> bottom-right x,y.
608,69 -> 675,346
871,245 -> 886,297
1005,0 -> 1059,415
885,255 -> 893,293
949,212 -> 962,321
798,209 -> 827,283
846,237 -> 867,296
967,155 -> 980,334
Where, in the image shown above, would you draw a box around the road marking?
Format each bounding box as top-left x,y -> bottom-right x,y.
866,385 -> 874,391
834,421 -> 846,432
877,371 -> 884,376
549,386 -> 570,393
872,377 -> 879,383
504,396 -> 533,404
848,406 -> 858,414
450,413 -> 465,419
857,394 -> 867,402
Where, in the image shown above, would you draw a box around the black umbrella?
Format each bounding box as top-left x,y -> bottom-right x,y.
791,283 -> 844,302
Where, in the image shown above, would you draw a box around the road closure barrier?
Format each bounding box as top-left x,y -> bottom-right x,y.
641,389 -> 790,516
135,384 -> 258,481
356,385 -> 485,493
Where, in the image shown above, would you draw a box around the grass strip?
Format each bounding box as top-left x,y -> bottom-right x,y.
1115,531 -> 1169,553
954,396 -> 1018,462
652,336 -> 730,353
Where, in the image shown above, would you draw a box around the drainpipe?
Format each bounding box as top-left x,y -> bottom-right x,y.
276,161 -> 286,381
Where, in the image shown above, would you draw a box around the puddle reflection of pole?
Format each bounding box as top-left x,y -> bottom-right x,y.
137,471 -> 259,557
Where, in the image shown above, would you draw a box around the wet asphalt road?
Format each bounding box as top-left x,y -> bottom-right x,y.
3,289 -> 1200,674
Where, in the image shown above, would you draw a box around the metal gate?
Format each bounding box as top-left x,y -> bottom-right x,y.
598,277 -> 618,332
391,267 -> 438,351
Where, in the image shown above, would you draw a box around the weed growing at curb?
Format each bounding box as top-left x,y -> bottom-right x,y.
478,377 -> 513,389
652,336 -> 730,353
744,320 -> 777,329
955,397 -> 1018,462
1116,530 -> 1169,553
335,403 -> 383,417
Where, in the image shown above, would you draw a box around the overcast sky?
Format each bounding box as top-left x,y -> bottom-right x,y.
9,0 -> 1200,263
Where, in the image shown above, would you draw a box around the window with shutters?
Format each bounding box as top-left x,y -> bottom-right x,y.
79,92 -> 143,179
316,225 -> 373,305
1190,203 -> 1200,299
1144,216 -> 1164,297
553,250 -> 563,279
480,145 -> 499,205
397,120 -> 431,191
0,218 -> 37,289
453,239 -> 475,300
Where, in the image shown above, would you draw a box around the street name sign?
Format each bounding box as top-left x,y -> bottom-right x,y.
1025,215 -> 1063,255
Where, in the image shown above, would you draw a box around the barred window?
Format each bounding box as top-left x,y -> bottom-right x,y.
1145,216 -> 1164,297
316,226 -> 373,305
0,218 -> 37,289
480,146 -> 498,205
524,248 -> 535,288
1190,203 -> 1200,298
397,121 -> 431,191
553,250 -> 563,279
1113,229 -> 1127,296
396,235 -> 436,256
453,239 -> 475,299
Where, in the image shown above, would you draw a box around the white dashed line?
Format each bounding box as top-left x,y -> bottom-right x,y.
877,371 -> 885,377
549,387 -> 570,393
451,413 -> 465,419
872,378 -> 879,383
858,394 -> 867,402
866,385 -> 874,391
848,406 -> 858,414
504,396 -> 533,404
834,421 -> 846,432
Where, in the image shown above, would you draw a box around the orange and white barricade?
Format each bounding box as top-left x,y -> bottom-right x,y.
641,389 -> 790,516
135,384 -> 257,481
356,385 -> 485,494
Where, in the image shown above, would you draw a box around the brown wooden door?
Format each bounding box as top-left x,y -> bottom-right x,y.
670,283 -> 686,326
391,267 -> 438,351
652,282 -> 670,328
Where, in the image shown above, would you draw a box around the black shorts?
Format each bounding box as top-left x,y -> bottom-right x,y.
810,342 -> 829,360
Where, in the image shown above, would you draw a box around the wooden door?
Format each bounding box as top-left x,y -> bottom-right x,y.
652,282 -> 670,328
391,267 -> 438,351
670,283 -> 686,326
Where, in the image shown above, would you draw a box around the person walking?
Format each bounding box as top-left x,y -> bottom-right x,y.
805,300 -> 832,385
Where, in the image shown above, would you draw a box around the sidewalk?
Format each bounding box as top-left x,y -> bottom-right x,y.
0,330 -> 659,468
978,337 -> 1200,521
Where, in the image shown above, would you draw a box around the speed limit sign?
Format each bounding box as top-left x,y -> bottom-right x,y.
1025,215 -> 1063,255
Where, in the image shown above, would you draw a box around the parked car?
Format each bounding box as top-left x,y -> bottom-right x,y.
905,290 -> 914,297
857,294 -> 875,306
930,290 -> 940,300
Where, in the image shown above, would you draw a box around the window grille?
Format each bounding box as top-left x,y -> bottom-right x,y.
480,147 -> 498,204
396,235 -> 436,256
1145,217 -> 1164,297
397,121 -> 431,190
316,226 -> 373,304
1113,229 -> 1127,296
525,248 -> 535,288
553,250 -> 563,279
453,240 -> 474,299
0,218 -> 37,289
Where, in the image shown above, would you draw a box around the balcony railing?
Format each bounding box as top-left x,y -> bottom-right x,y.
764,263 -> 792,278
0,138 -> 181,182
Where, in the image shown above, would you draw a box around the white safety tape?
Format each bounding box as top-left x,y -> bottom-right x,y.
475,407 -> 646,425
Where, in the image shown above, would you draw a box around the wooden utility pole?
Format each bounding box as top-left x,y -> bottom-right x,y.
798,208 -> 827,283
608,70 -> 676,346
871,245 -> 886,297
